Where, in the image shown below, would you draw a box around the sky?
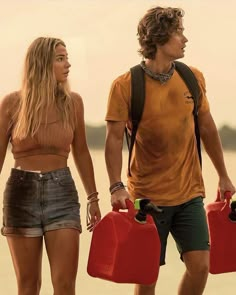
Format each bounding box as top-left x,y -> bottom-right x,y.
1,0 -> 236,128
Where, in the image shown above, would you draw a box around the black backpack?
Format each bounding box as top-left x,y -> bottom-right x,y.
126,61 -> 201,176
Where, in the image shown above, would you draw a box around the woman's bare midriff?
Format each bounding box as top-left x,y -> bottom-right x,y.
14,154 -> 68,173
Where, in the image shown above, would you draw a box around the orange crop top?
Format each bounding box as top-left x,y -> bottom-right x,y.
2,91 -> 77,160
10,120 -> 73,159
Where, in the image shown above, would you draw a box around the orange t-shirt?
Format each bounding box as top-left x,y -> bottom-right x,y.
105,66 -> 210,206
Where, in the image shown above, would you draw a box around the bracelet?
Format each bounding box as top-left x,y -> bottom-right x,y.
87,196 -> 100,204
109,181 -> 124,192
87,191 -> 99,200
110,186 -> 125,195
109,181 -> 126,195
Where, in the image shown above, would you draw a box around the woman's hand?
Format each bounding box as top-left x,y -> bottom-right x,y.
86,201 -> 101,232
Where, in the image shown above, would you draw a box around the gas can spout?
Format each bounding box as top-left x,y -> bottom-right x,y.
229,196 -> 236,222
134,198 -> 162,223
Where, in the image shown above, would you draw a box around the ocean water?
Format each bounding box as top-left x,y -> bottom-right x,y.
0,150 -> 235,294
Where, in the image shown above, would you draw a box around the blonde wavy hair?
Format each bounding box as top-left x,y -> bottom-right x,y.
13,37 -> 76,139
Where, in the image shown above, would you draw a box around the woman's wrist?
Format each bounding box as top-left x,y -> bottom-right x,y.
87,191 -> 99,203
87,191 -> 99,200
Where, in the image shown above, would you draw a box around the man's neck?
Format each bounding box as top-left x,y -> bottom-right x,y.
144,58 -> 173,74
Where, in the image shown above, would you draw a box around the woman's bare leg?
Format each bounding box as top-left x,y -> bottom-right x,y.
7,236 -> 43,295
45,229 -> 80,295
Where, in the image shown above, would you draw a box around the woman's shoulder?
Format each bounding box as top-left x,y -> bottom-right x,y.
70,91 -> 82,102
1,90 -> 20,103
69,91 -> 84,115
70,91 -> 83,107
0,91 -> 20,113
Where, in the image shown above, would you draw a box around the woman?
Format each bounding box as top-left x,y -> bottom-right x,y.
0,37 -> 101,295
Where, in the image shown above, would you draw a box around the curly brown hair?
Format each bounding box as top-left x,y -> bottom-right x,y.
137,6 -> 184,59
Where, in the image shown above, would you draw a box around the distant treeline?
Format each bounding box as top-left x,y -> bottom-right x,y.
86,124 -> 236,150
85,125 -> 106,148
6,124 -> 235,150
218,125 -> 236,150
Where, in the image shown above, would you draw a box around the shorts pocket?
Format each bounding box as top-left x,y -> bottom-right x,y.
57,175 -> 76,187
6,176 -> 24,186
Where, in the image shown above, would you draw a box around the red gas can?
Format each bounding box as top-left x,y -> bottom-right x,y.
87,199 -> 161,284
205,191 -> 236,274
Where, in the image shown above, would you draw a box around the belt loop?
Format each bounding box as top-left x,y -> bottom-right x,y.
38,173 -> 43,180
21,170 -> 27,181
51,171 -> 58,181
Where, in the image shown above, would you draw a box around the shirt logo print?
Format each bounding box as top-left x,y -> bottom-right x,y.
184,91 -> 194,104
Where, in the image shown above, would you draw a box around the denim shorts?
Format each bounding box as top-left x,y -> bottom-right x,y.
1,167 -> 82,237
152,196 -> 210,265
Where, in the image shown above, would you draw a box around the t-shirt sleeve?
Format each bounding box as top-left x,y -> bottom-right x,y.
105,75 -> 130,122
190,67 -> 210,115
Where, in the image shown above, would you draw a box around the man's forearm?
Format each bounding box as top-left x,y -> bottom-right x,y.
201,128 -> 228,178
105,137 -> 124,185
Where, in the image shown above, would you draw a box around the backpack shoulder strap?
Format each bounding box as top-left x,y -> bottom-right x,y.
126,64 -> 145,176
175,61 -> 202,166
174,61 -> 200,116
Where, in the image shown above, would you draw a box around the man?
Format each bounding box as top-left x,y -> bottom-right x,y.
105,6 -> 235,295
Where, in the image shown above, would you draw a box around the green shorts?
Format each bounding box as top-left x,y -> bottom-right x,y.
152,196 -> 210,265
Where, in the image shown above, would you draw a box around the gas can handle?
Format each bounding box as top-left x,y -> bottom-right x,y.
216,190 -> 232,203
215,191 -> 232,214
112,199 -> 135,214
126,199 -> 136,212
